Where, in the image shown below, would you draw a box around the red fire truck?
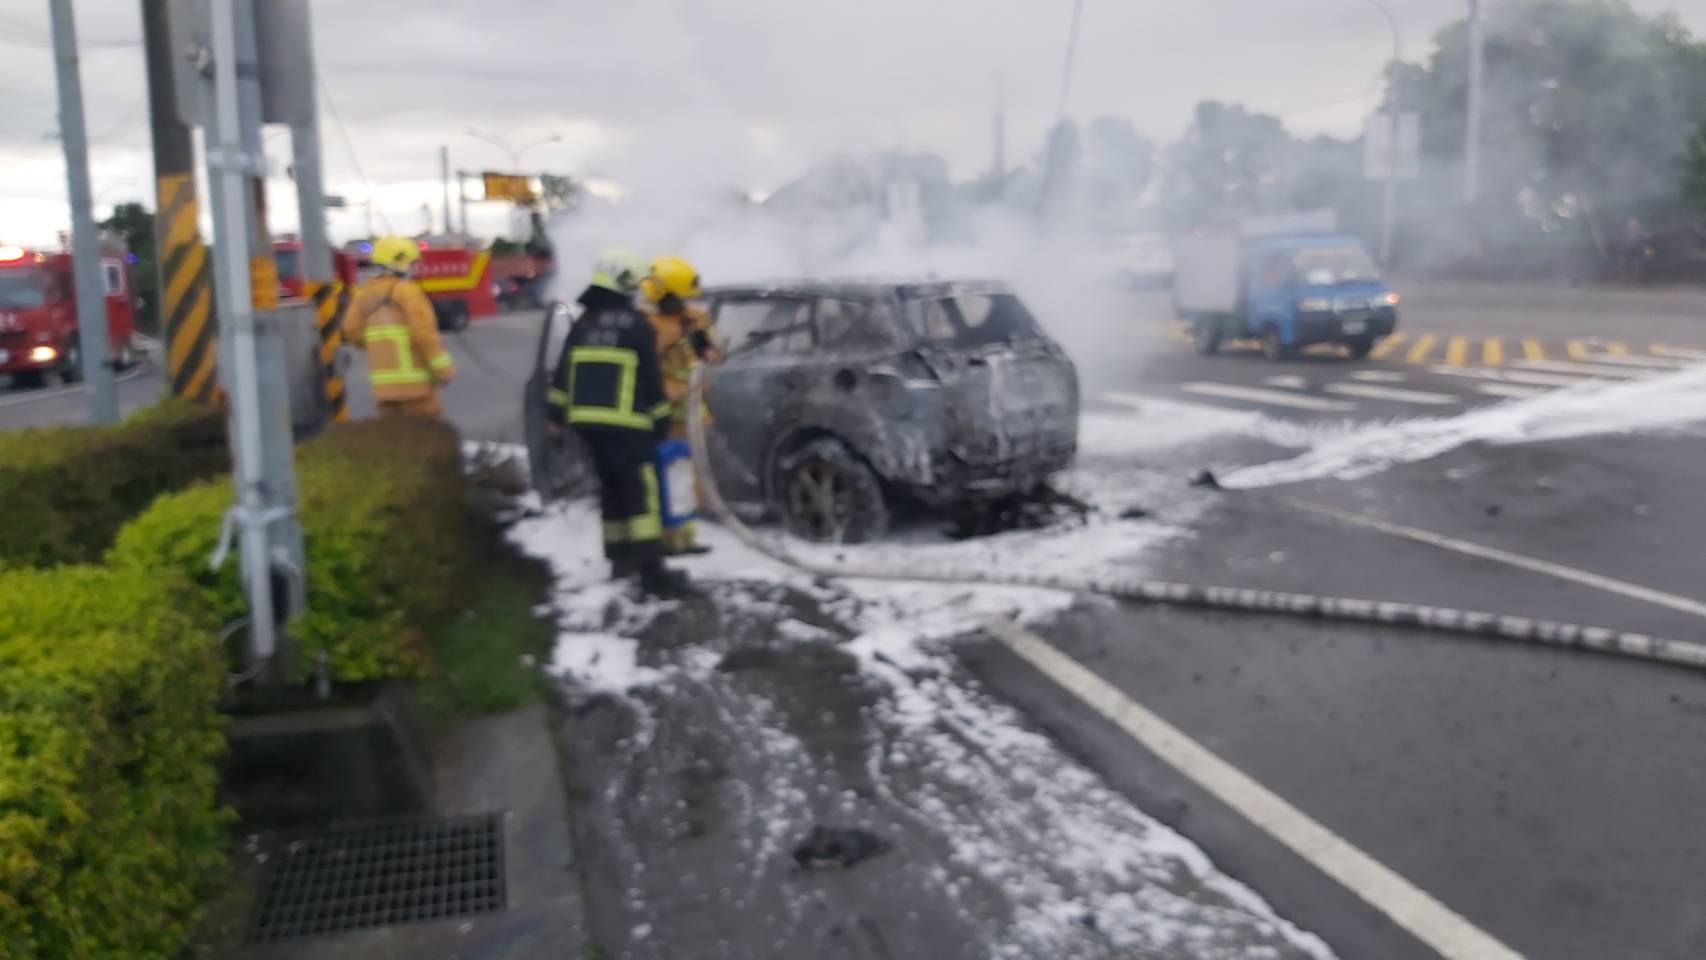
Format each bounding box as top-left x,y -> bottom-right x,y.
0,243 -> 137,387
339,237 -> 497,331
273,237 -> 361,300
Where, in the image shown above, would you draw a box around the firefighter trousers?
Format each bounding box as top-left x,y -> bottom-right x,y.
576,427 -> 663,572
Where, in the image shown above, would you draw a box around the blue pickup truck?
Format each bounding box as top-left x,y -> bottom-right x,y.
1172,214 -> 1400,361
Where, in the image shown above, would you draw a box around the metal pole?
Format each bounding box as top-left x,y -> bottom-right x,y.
1465,0 -> 1485,202
47,0 -> 118,424
292,109 -> 332,279
458,169 -> 470,237
440,145 -> 451,235
202,0 -> 278,662
1366,0 -> 1402,267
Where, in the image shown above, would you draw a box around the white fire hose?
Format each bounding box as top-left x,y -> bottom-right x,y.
684,369 -> 1706,672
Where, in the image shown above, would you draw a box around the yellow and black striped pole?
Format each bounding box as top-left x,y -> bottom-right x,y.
143,0 -> 217,402
305,280 -> 349,421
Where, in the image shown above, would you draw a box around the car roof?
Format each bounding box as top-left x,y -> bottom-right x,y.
704,278 -> 1014,301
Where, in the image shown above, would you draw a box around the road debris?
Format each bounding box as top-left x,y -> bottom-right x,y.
792,825 -> 890,870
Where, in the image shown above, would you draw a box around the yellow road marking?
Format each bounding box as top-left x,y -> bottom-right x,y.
1405,334 -> 1437,364
1368,333 -> 1406,360
1522,338 -> 1546,361
1604,341 -> 1629,356
1567,340 -> 1590,361
1443,336 -> 1470,366
1481,338 -> 1504,367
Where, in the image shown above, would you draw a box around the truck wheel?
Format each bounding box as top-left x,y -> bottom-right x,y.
1192,321 -> 1222,356
111,339 -> 136,371
776,437 -> 889,544
437,301 -> 470,332
59,337 -> 83,384
1345,337 -> 1375,360
1261,327 -> 1292,362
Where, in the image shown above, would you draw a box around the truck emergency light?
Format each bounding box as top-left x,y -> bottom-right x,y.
0,245 -> 25,262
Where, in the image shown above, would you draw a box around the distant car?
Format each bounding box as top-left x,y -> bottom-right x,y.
524,281 -> 1082,543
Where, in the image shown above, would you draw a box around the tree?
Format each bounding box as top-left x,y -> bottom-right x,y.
1161,101 -> 1300,228
101,202 -> 158,333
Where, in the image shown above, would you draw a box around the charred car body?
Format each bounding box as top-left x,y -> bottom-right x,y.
525,279 -> 1080,542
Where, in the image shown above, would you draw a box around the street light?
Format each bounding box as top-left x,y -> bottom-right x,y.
1364,0 -> 1403,268
464,127 -> 563,173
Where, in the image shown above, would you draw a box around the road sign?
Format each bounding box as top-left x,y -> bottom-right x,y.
1364,112 -> 1420,181
323,194 -> 346,208
482,172 -> 537,203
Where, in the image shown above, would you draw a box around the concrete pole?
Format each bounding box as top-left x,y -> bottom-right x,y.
289,0 -> 333,289
440,145 -> 452,235
1465,0 -> 1485,202
1367,0 -> 1402,268
458,170 -> 470,237
47,0 -> 118,424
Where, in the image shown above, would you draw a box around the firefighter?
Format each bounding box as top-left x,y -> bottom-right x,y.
640,255 -> 718,556
548,249 -> 690,595
341,236 -> 455,418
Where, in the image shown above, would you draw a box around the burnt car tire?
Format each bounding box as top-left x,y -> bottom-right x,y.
777,437 -> 890,544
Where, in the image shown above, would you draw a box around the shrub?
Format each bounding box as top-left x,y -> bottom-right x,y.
0,397 -> 227,569
0,566 -> 227,960
109,416 -> 467,682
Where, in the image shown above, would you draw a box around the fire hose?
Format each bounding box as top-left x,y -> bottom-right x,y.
683,368 -> 1706,672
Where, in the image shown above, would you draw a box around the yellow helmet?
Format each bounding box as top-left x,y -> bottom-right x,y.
641,255 -> 703,307
589,248 -> 650,293
371,236 -> 422,274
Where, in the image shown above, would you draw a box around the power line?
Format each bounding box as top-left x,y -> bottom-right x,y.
316,72 -> 391,233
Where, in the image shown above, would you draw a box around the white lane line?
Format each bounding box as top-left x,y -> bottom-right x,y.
1475,383 -> 1549,400
1180,381 -> 1356,412
1351,370 -> 1409,383
1428,365 -> 1586,389
1653,345 -> 1706,361
1289,499 -> 1706,620
1568,353 -> 1692,372
986,617 -> 1524,960
0,364 -> 148,409
1263,374 -> 1309,389
1323,382 -> 1459,406
1509,359 -> 1640,379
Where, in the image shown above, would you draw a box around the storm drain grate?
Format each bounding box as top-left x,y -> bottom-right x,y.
249,813 -> 505,941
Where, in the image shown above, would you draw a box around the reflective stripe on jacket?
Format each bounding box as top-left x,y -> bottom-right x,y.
549,286 -> 670,434
340,275 -> 455,402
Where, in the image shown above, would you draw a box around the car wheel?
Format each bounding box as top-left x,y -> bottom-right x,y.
1345,337 -> 1375,360
1261,326 -> 1291,362
12,370 -> 46,389
59,337 -> 83,384
1192,320 -> 1222,356
777,437 -> 889,544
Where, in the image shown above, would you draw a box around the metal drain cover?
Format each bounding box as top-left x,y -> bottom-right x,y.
250,813 -> 506,941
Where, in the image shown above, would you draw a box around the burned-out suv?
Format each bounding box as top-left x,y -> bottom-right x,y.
524,279 -> 1080,543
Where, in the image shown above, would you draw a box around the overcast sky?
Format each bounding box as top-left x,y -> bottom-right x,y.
4,0 -> 1705,245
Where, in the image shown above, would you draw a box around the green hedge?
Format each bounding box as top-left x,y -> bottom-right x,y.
0,566 -> 227,960
109,416 -> 467,682
0,398 -> 227,569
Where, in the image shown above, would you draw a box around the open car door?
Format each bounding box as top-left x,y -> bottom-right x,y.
523,301 -> 597,501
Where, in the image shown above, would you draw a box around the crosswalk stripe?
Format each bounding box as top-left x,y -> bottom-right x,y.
1511,359 -> 1640,379
1351,370 -> 1409,383
1575,353 -> 1691,371
1180,381 -> 1356,412
1567,340 -> 1590,361
1405,334 -> 1437,364
1482,338 -> 1504,367
1522,338 -> 1546,361
1324,382 -> 1459,405
1476,382 -> 1550,400
1604,341 -> 1629,356
1443,336 -> 1470,366
1368,333 -> 1407,360
1429,365 -> 1587,388
1653,344 -> 1706,361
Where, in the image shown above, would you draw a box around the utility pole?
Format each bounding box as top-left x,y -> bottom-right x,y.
458,170 -> 470,237
142,0 -> 217,403
1465,0 -> 1485,202
440,145 -> 452,235
1366,0 -> 1403,267
284,0 -> 345,424
47,0 -> 118,424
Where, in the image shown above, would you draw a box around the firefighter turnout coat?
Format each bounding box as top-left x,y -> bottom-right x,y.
549,286 -> 673,434
341,274 -> 456,405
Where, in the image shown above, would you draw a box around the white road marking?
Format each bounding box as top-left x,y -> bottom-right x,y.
1566,353 -> 1691,372
1289,499 -> 1706,620
1180,382 -> 1356,412
1509,359 -> 1640,379
1475,383 -> 1550,400
1351,370 -> 1409,383
1429,365 -> 1587,389
1323,382 -> 1459,406
0,364 -> 148,409
1653,345 -> 1706,361
1263,374 -> 1309,389
985,617 -> 1525,960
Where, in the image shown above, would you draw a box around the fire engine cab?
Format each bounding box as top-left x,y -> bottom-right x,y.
0,244 -> 137,387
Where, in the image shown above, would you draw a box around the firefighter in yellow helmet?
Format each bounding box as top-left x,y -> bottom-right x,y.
341,236 -> 456,418
640,255 -> 718,556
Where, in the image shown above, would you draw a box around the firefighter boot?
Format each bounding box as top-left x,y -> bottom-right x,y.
639,559 -> 695,597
